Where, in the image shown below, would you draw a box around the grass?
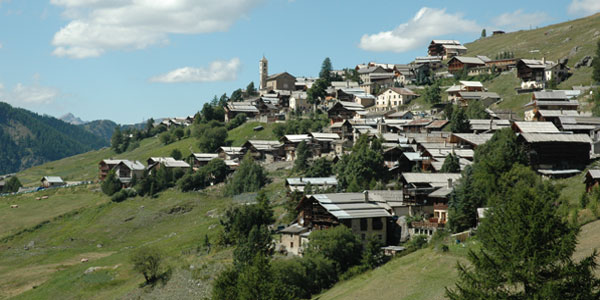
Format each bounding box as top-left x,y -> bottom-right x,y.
317,215 -> 600,300
0,186 -> 233,299
226,121 -> 279,146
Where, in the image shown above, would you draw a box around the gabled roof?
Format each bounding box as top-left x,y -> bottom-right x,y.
267,72 -> 296,80
452,133 -> 494,146
401,173 -> 462,185
118,160 -> 146,171
192,153 -> 219,161
537,110 -> 580,118
286,177 -> 338,186
151,157 -> 190,168
513,121 -> 560,133
244,140 -> 283,151
329,101 -> 366,112
226,102 -> 259,113
459,80 -> 484,88
385,87 -> 417,96
458,92 -> 501,100
42,176 -> 64,183
282,134 -> 311,143
309,193 -> 392,219
451,56 -> 485,65
431,40 -> 461,45
218,147 -> 245,155
310,132 -> 341,141
519,133 -> 592,143
533,91 -> 568,101
425,120 -> 449,129
443,44 -> 468,51
586,169 -> 600,180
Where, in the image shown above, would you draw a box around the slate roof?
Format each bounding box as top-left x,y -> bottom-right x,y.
452,133 -> 494,146
401,173 -> 462,185
42,176 -> 64,183
533,91 -> 568,101
519,133 -> 592,143
286,177 -> 338,186
309,193 -> 392,219
513,121 -> 560,133
452,56 -> 485,65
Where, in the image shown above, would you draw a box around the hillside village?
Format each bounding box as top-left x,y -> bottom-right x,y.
3,12 -> 600,300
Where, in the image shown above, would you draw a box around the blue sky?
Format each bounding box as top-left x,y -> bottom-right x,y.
0,0 -> 597,124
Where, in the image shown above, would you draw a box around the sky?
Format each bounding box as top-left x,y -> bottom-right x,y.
0,0 -> 598,124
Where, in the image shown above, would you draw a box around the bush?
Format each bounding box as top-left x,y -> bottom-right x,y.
101,170 -> 121,196
226,113 -> 247,130
406,235 -> 428,251
2,176 -> 22,193
170,149 -> 182,160
159,132 -> 173,145
304,225 -> 362,273
111,188 -> 136,202
131,247 -> 164,284
197,126 -> 228,152
226,154 -> 268,196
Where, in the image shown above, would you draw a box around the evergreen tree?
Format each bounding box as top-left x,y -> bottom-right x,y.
319,57 -> 333,83
226,154 -> 268,195
440,153 -> 461,173
447,165 -> 600,299
304,225 -> 363,273
170,149 -> 182,160
481,28 -> 486,38
450,108 -> 470,133
424,83 -> 441,104
305,157 -> 333,177
334,135 -> 386,191
101,170 -> 122,196
231,89 -> 244,102
197,126 -> 228,152
2,176 -> 22,193
111,126 -> 123,153
465,101 -> 488,119
307,78 -> 328,105
246,82 -> 257,97
145,118 -> 154,135
594,39 -> 600,84
293,141 -> 310,173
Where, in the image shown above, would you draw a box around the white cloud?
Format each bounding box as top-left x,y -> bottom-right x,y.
568,0 -> 600,16
50,0 -> 263,58
150,58 -> 241,83
358,7 -> 479,53
492,10 -> 551,31
0,83 -> 60,105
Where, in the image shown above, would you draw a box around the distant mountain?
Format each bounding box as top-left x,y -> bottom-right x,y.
0,102 -> 109,174
60,113 -> 86,125
79,119 -> 118,143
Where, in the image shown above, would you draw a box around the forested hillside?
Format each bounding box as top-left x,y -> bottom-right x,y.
0,102 -> 109,174
79,119 -> 118,143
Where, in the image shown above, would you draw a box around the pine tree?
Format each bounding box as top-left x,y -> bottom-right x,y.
319,57 -> 333,83
246,82 -> 257,97
481,28 -> 486,38
111,126 -> 123,153
293,141 -> 310,173
440,153 -> 461,173
450,108 -> 470,133
447,165 -> 600,299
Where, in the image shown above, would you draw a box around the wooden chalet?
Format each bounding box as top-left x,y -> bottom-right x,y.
224,102 -> 260,122
427,40 -> 466,58
330,119 -> 353,141
517,133 -> 591,169
285,177 -> 338,193
447,56 -> 486,73
280,134 -> 313,161
147,157 -> 190,173
469,119 -> 511,133
297,193 -> 392,243
327,101 -> 365,123
217,147 -> 246,161
309,132 -> 341,155
41,176 -> 65,188
241,140 -> 284,162
585,169 -> 600,193
189,153 -> 219,169
400,172 -> 461,204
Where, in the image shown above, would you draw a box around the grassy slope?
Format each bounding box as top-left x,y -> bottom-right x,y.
15,121 -> 277,186
318,217 -> 600,300
462,13 -> 600,114
0,120 -> 281,299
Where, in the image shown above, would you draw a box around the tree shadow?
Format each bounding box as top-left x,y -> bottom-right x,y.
138,268 -> 172,289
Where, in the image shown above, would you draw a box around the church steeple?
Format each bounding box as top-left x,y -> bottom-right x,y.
259,56 -> 268,90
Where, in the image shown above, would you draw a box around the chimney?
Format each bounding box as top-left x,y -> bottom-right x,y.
542,56 -> 546,64
448,178 -> 453,188
363,190 -> 369,203
300,177 -> 303,182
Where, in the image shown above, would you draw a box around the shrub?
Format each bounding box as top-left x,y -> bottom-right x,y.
101,170 -> 121,196
131,247 -> 164,284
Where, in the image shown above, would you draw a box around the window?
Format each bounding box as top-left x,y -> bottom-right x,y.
290,242 -> 294,248
341,219 -> 352,228
360,218 -> 368,231
372,217 -> 383,230
378,234 -> 383,240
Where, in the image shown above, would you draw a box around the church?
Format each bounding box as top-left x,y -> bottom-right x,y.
260,56 -> 296,92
